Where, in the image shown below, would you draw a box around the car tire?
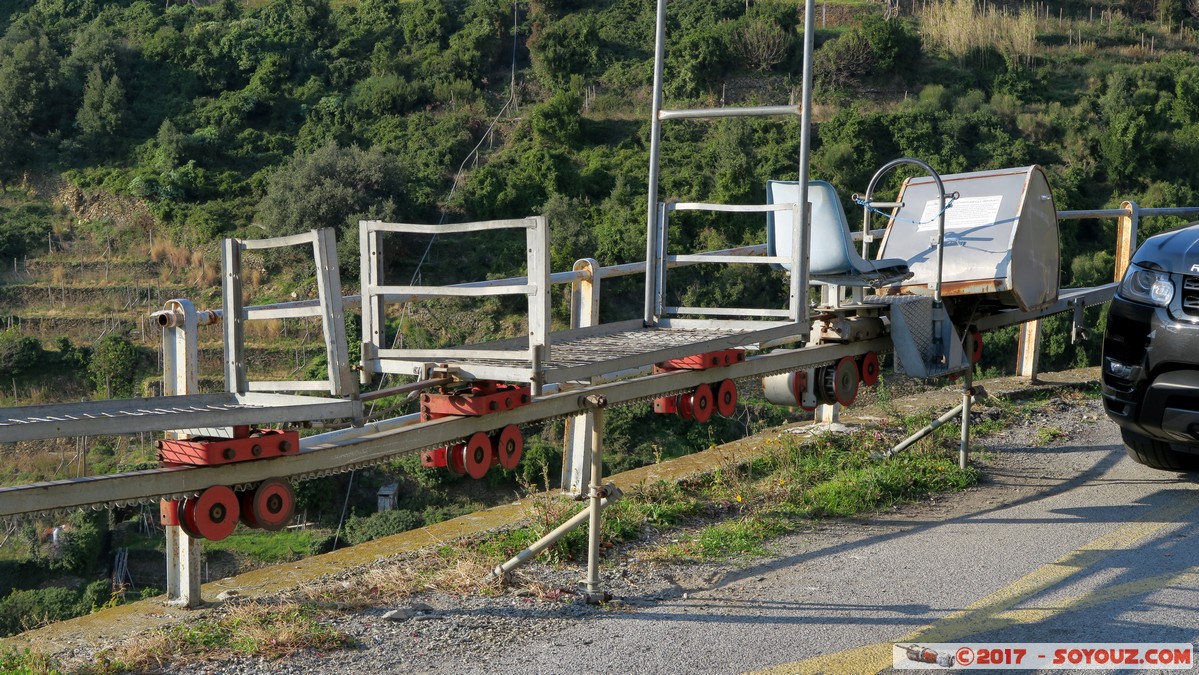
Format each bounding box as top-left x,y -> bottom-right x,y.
1121,428 -> 1199,471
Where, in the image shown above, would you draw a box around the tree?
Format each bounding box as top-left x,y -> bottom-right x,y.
254,141 -> 407,237
88,334 -> 139,398
733,17 -> 792,72
0,328 -> 44,379
75,66 -> 127,153
1099,108 -> 1148,187
529,13 -> 601,90
402,0 -> 451,50
0,34 -> 61,186
153,119 -> 186,171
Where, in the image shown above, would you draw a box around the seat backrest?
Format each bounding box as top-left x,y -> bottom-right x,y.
767,180 -> 858,275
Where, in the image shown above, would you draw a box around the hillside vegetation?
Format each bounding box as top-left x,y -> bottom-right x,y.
2,0 -> 1199,370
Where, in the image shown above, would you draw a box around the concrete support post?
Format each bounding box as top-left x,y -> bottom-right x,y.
165,524 -> 202,607
161,299 -> 203,608
815,403 -> 840,425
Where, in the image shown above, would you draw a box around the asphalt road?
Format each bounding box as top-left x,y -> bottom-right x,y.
464,398 -> 1199,674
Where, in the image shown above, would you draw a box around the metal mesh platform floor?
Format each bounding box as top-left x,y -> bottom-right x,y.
0,393 -> 361,444
382,321 -> 808,385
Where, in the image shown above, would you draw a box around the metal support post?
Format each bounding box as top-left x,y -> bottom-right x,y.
313,228 -> 356,397
643,0 -> 667,328
221,238 -> 247,395
161,299 -> 203,608
582,404 -> 610,604
359,224 -> 384,386
1016,319 -> 1042,381
562,260 -> 600,496
960,367 -> 972,470
884,396 -> 976,458
486,485 -> 623,581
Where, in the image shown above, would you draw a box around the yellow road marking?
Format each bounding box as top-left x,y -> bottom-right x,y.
750,495 -> 1199,675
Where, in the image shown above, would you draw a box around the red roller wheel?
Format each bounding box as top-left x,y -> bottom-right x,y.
462,431 -> 492,479
970,328 -> 983,364
494,424 -> 523,471
677,392 -> 694,420
181,485 -> 239,541
173,499 -> 196,536
858,351 -> 881,387
828,356 -> 860,407
691,383 -> 714,423
239,478 -> 295,531
715,379 -> 738,417
446,444 -> 467,476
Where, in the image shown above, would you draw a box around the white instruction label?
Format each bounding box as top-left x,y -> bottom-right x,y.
917,195 -> 1003,231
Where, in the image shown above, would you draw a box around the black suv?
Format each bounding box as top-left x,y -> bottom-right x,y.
1103,223 -> 1199,470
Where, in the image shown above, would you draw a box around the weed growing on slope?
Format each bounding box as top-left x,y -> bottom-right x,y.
69,601 -> 355,674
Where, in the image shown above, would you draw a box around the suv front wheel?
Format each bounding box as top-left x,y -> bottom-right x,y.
1121,428 -> 1199,472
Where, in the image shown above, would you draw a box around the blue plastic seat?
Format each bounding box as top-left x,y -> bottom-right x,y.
767,180 -> 911,286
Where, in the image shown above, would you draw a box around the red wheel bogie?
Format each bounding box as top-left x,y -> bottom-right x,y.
446,443 -> 467,476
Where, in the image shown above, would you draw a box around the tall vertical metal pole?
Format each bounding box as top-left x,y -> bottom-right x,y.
794,0 -> 817,334
583,405 -> 607,603
643,0 -> 668,327
960,366 -> 972,470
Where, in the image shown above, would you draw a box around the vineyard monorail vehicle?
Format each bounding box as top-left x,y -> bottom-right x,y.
0,0 -> 1187,606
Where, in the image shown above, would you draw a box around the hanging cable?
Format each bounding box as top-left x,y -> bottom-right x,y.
331,469 -> 355,550
367,1 -> 522,419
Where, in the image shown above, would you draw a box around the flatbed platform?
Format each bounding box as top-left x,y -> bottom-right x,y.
0,393 -> 362,444
371,319 -> 810,386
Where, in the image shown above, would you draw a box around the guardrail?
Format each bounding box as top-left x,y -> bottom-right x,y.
176,202 -> 1199,384
1016,203 -> 1199,378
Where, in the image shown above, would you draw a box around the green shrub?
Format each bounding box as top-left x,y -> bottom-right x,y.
0,329 -> 45,380
342,509 -> 423,546
88,334 -> 141,399
0,587 -> 81,637
50,511 -> 108,577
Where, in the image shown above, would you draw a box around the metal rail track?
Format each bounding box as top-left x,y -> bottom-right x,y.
0,281 -> 1117,522
0,338 -> 888,521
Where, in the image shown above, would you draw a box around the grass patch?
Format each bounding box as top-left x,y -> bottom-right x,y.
205,529 -> 325,565
0,646 -> 63,675
657,515 -> 790,561
1036,427 -> 1068,446
72,601 -> 354,674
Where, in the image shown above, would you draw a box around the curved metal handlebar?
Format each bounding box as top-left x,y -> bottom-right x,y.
862,158 -> 949,303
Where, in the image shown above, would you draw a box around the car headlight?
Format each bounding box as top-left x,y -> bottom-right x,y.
1119,265 -> 1175,307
